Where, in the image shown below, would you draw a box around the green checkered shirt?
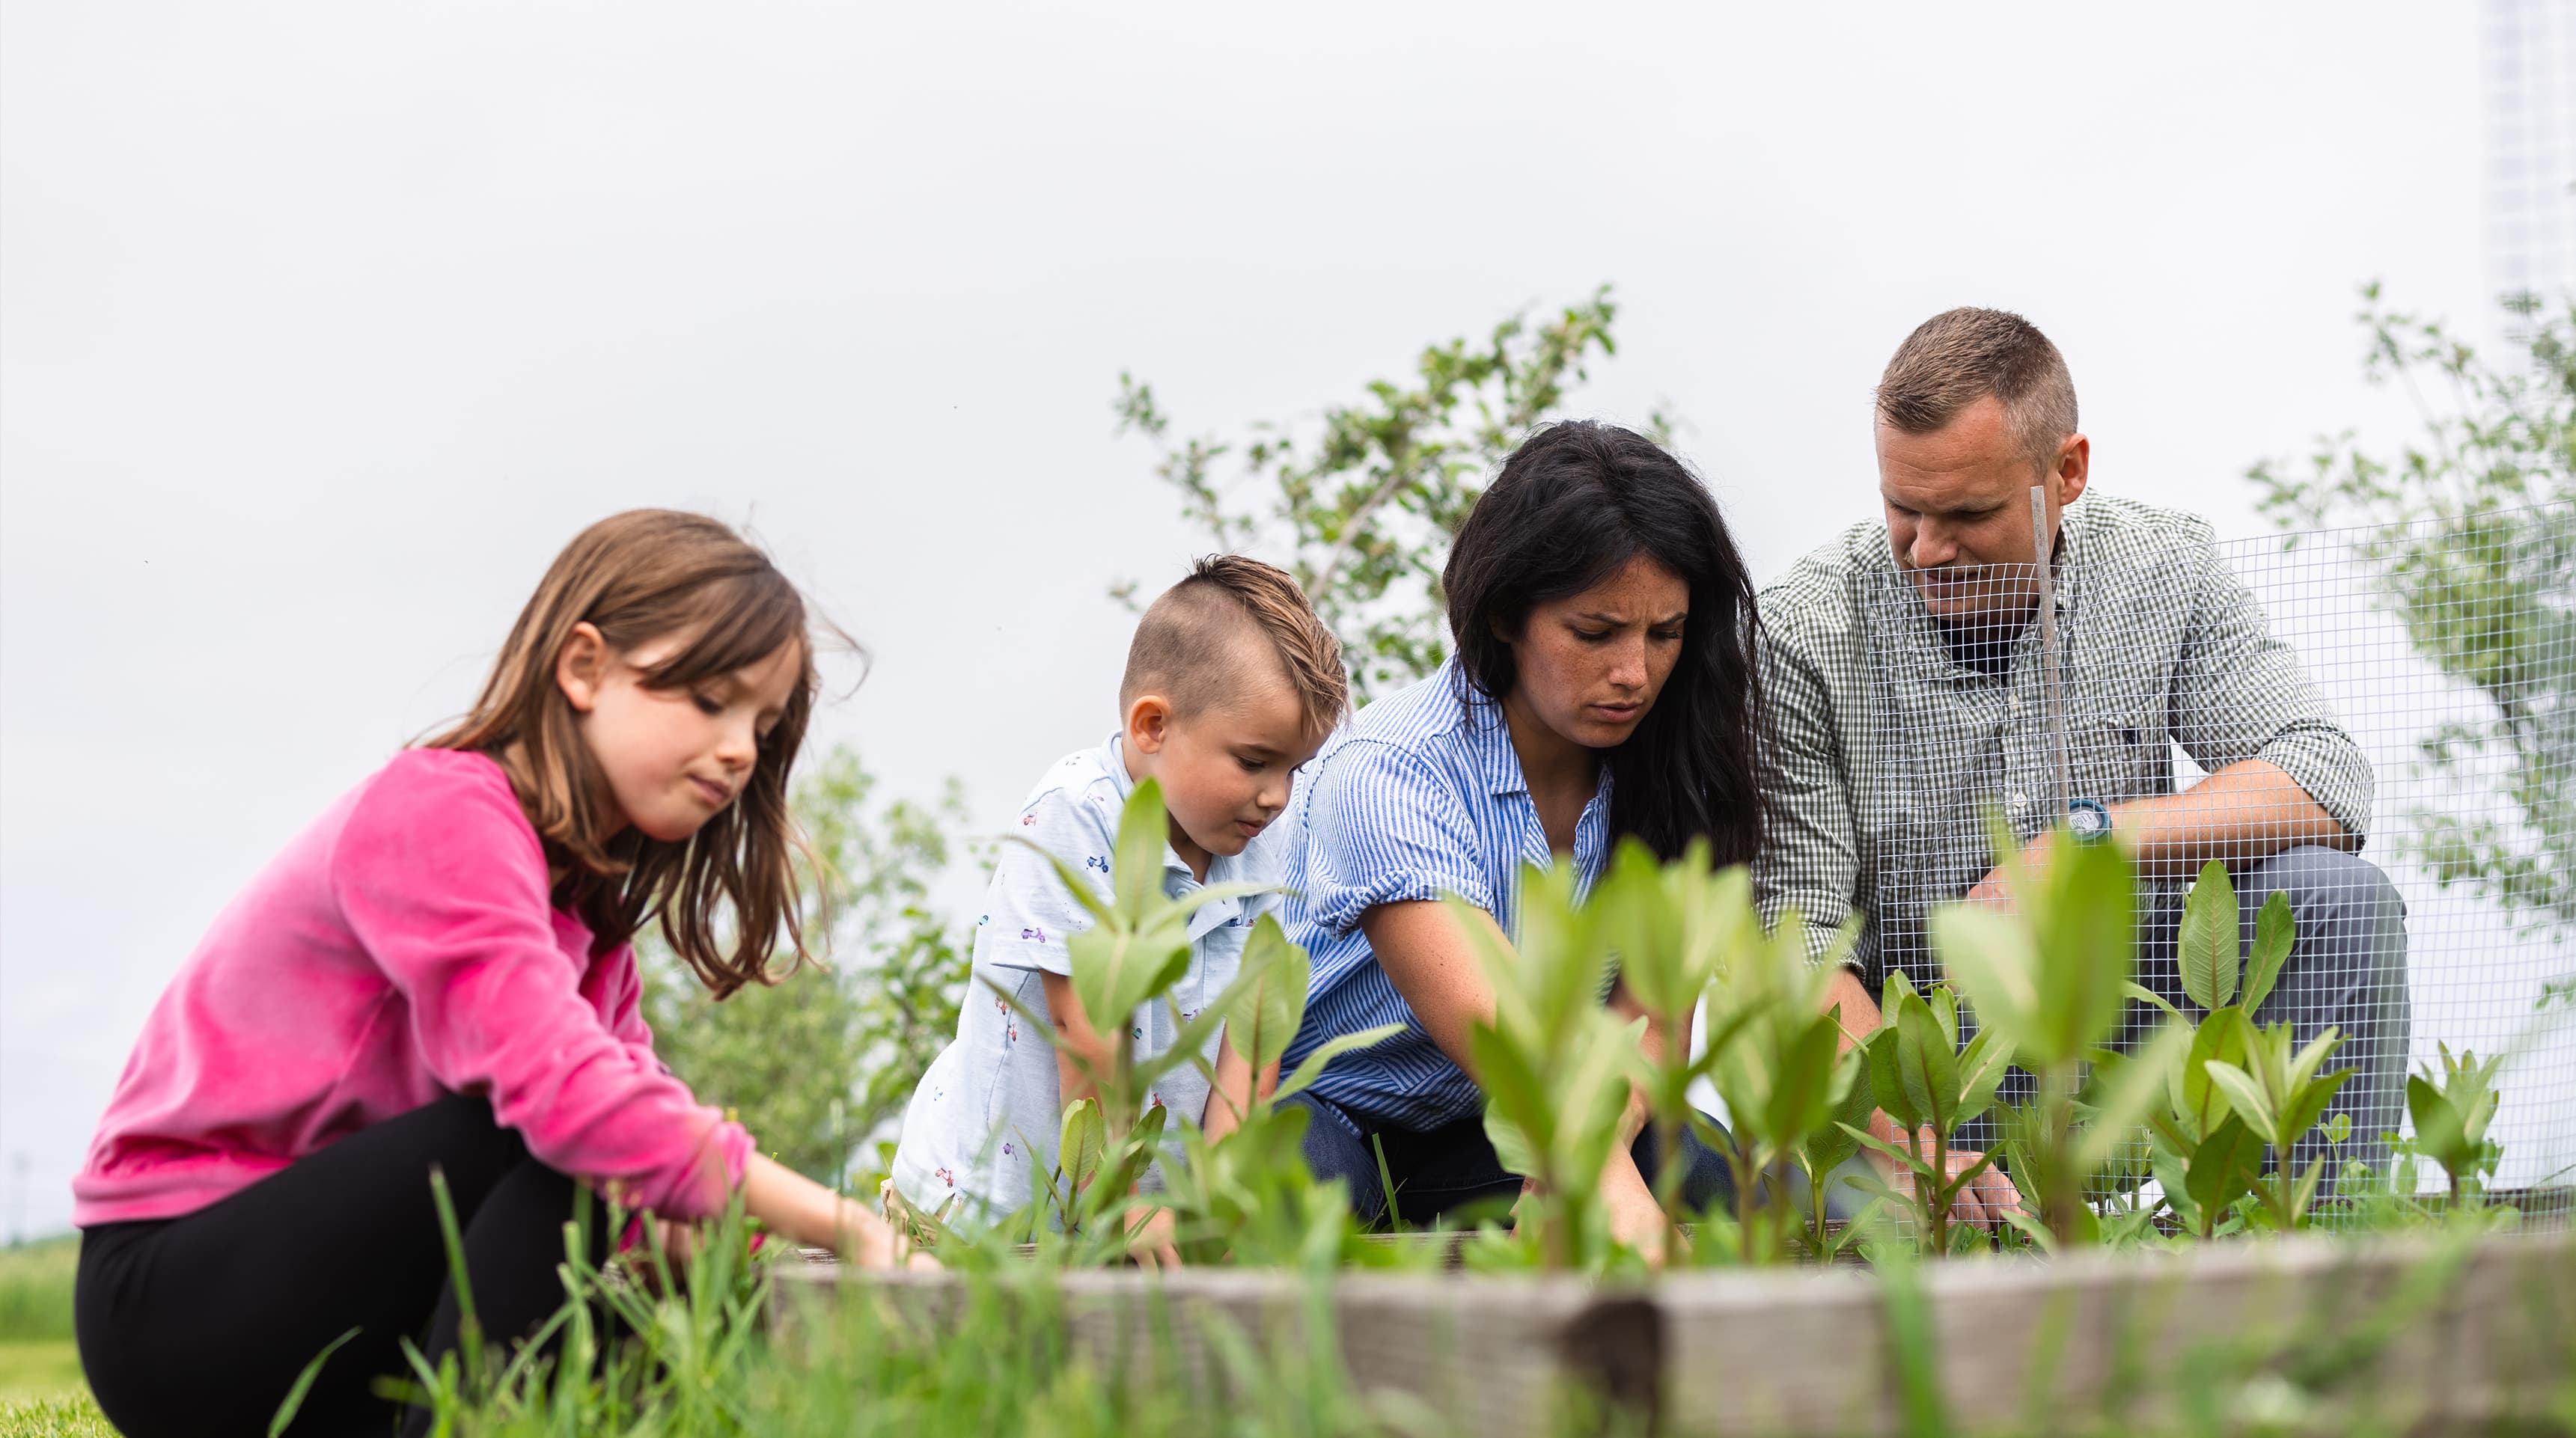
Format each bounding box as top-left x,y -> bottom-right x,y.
1751,493 -> 2371,980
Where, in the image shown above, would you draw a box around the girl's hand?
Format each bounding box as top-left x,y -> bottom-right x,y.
647,1214 -> 701,1268
1125,1205 -> 1182,1270
837,1199 -> 913,1268
740,1152 -> 927,1268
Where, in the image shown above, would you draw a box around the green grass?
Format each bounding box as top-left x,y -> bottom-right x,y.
0,1240 -> 75,1345
0,1238 -> 91,1431
0,1394 -> 112,1438
0,1344 -> 83,1407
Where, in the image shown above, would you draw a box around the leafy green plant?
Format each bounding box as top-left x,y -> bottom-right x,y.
1593,838 -> 1745,1254
1695,898 -> 1865,1267
1162,917 -> 1401,1269
987,777 -> 1283,1255
1524,837 -> 1881,1268
1446,863 -> 1645,1270
2149,1002 -> 2265,1240
2407,1041 -> 2504,1211
2168,860 -> 2294,1021
2133,861 -> 2299,1240
1840,970 -> 2014,1256
1931,821 -> 2187,1246
2201,1018 -> 2354,1232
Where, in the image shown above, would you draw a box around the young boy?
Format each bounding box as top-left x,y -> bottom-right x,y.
890,556 -> 1346,1258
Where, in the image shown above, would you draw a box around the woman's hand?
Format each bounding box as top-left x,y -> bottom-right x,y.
1597,1161 -> 1670,1264
1519,1156 -> 1670,1266
1198,1036 -> 1272,1146
1125,1205 -> 1182,1270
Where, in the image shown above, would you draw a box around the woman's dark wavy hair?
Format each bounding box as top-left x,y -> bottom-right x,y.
1444,420 -> 1764,865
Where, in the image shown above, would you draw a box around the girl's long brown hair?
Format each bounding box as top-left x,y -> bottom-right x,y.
425,510 -> 820,998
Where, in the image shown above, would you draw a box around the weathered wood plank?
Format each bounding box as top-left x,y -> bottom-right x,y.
1652,1231 -> 2575,1435
774,1231 -> 2574,1435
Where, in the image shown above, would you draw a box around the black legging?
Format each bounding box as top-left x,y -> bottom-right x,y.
76,1091 -> 605,1437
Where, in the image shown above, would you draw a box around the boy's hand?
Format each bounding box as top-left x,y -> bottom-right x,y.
1125,1205 -> 1182,1270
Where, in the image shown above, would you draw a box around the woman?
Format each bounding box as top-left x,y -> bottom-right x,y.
1276,420 -> 1765,1250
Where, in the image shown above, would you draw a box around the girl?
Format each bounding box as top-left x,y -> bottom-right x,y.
72,510 -> 909,1438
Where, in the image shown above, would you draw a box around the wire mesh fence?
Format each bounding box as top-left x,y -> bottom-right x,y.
1849,498 -> 2573,1196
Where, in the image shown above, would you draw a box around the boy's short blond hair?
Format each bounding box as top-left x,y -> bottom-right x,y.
1120,556 -> 1347,740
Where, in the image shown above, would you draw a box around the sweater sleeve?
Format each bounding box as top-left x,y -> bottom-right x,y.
330,754 -> 751,1219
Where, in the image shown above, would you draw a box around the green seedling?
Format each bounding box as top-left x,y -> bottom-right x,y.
2202,1018 -> 2354,1231
1840,970 -> 2015,1256
2145,1002 -> 2271,1239
1794,1036 -> 1888,1264
1164,914 -> 1400,1267
1932,816 -> 2187,1246
1698,901 -> 1867,1267
989,777 -> 1284,1251
1447,862 -> 1645,1270
2120,857 -> 2354,1236
2134,863 -> 2309,1238
2407,1041 -> 2504,1212
1595,838 -> 1756,1255
1581,839 -> 1877,1266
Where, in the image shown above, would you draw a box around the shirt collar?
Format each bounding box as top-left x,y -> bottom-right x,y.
1450,664 -> 1617,881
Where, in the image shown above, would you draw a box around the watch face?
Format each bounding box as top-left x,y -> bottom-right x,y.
2069,799 -> 2110,837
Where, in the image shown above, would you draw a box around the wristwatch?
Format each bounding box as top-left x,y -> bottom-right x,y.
2067,797 -> 2112,843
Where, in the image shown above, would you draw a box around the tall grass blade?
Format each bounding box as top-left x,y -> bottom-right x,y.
266,1325 -> 359,1437
427,1166 -> 484,1393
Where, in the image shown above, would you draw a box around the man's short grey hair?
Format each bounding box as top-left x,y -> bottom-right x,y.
1875,308 -> 2078,474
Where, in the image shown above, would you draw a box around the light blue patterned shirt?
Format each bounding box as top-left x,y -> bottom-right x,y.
1278,661 -> 1613,1133
890,735 -> 1281,1226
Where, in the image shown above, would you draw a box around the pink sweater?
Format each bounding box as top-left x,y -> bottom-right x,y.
75,749 -> 751,1228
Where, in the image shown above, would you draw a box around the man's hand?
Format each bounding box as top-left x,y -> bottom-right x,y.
1863,1112 -> 2018,1232
1964,830 -> 2062,911
1125,1204 -> 1182,1270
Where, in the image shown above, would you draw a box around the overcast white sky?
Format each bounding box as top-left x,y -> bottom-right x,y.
0,2 -> 2514,1234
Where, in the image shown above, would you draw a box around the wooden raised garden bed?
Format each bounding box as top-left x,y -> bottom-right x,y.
775,1229 -> 2574,1436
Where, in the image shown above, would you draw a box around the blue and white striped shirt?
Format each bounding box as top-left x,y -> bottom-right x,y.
1278,661 -> 1612,1132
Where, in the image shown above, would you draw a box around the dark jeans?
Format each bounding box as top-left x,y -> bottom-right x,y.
76,1091 -> 604,1438
1282,1091 -> 1740,1226
1956,845 -> 2412,1187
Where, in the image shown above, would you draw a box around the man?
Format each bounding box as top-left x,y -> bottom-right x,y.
1755,307 -> 2410,1225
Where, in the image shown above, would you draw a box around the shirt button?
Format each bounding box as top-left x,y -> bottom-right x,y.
2009,789 -> 2029,811
2009,697 -> 2023,717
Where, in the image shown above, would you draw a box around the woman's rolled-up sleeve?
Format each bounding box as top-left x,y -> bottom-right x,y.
1298,739 -> 1492,938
